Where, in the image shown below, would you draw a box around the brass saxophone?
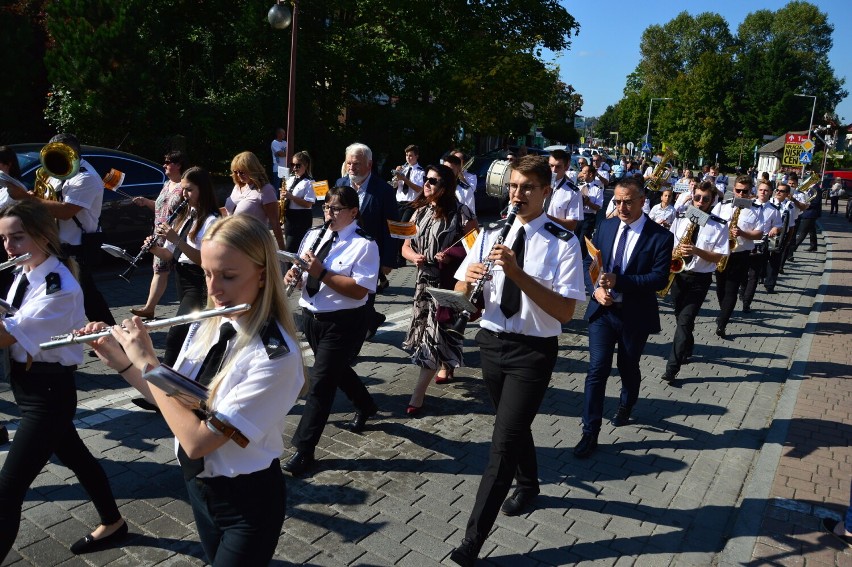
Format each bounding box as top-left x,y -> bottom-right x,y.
715,205 -> 741,272
657,220 -> 696,298
278,173 -> 292,226
34,142 -> 81,201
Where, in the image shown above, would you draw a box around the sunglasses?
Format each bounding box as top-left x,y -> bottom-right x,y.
291,163 -> 303,169
164,160 -> 177,165
693,195 -> 713,203
424,177 -> 441,186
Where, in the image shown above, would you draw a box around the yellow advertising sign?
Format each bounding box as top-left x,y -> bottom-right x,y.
782,143 -> 803,167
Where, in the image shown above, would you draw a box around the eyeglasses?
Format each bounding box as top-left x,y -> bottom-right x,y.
775,189 -> 789,193
733,189 -> 751,194
693,195 -> 714,203
611,199 -> 636,207
291,163 -> 303,169
233,170 -> 248,176
322,205 -> 351,214
507,183 -> 542,194
424,177 -> 441,186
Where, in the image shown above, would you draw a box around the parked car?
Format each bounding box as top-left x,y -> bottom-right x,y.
9,143 -> 165,254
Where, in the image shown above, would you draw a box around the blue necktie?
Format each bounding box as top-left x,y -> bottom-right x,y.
612,225 -> 629,275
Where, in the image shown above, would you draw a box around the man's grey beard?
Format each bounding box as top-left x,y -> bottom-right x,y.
349,172 -> 368,185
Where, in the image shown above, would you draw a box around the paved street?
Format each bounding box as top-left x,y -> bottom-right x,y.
1,208 -> 849,566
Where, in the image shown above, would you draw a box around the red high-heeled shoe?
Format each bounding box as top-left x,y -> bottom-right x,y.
434,368 -> 454,385
406,403 -> 424,417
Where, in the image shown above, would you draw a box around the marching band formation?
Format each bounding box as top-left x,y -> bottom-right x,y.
0,134 -> 830,564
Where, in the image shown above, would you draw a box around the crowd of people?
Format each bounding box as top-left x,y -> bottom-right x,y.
0,132 -> 846,564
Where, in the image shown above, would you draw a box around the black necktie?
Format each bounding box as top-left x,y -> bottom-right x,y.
611,225 -> 629,275
11,273 -> 29,311
177,322 -> 237,479
305,232 -> 338,297
171,213 -> 195,263
500,227 -> 525,319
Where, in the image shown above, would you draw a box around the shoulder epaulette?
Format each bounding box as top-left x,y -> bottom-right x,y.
354,228 -> 374,241
485,218 -> 508,231
45,273 -> 62,295
543,222 -> 575,241
261,318 -> 290,360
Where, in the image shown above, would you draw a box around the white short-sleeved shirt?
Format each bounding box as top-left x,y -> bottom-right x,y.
670,214 -> 729,273
165,212 -> 219,265
581,181 -> 604,215
649,204 -> 675,226
396,164 -> 425,203
753,200 -> 782,232
271,139 -> 287,174
711,201 -> 760,252
547,177 -> 583,221
50,159 -> 103,246
174,318 -> 305,478
225,183 -> 277,224
454,213 -> 585,337
455,182 -> 476,217
772,197 -> 798,226
297,221 -> 380,312
2,256 -> 84,366
286,176 -> 316,210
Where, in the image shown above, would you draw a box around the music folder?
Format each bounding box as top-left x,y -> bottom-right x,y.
143,364 -> 208,409
425,287 -> 478,314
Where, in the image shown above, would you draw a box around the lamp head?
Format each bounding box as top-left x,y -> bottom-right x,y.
268,2 -> 292,29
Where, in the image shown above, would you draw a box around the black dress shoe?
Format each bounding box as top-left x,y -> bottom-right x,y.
282,451 -> 316,476
70,521 -> 128,554
662,371 -> 680,388
345,406 -> 378,433
131,397 -> 161,414
715,326 -> 727,339
611,405 -> 632,427
365,313 -> 387,340
806,247 -> 817,252
500,489 -> 538,516
449,538 -> 482,567
573,432 -> 598,459
742,304 -> 752,313
0,425 -> 8,446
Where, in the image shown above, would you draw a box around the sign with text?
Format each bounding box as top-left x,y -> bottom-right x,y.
782,132 -> 808,167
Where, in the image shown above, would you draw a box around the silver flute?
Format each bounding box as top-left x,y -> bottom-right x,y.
40,304 -> 252,350
0,252 -> 32,272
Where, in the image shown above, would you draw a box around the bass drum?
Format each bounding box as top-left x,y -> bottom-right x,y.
485,159 -> 512,199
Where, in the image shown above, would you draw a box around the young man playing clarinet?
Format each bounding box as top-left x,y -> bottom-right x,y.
448,155 -> 585,566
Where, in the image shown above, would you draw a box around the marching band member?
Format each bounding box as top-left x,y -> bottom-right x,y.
712,176 -> 762,338
87,214 -> 305,565
394,145 -> 425,221
0,201 -> 126,559
453,150 -> 478,201
281,150 -> 317,255
443,153 -> 477,218
575,177 -> 673,459
448,155 -> 585,566
741,181 -> 782,312
282,185 -> 380,476
764,183 -> 797,293
662,181 -> 729,387
147,167 -> 221,366
546,149 -> 583,231
649,188 -> 676,228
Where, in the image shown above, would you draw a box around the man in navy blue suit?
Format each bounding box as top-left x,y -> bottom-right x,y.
574,176 -> 673,459
336,143 -> 400,337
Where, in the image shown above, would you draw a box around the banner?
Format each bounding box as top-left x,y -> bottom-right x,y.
312,180 -> 329,201
782,133 -> 807,167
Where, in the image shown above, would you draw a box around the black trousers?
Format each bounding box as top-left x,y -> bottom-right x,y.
291,306 -> 376,452
185,460 -> 285,566
0,364 -> 121,560
715,251 -> 750,330
463,328 -> 558,546
284,209 -> 313,255
163,263 -> 207,366
792,216 -> 818,251
666,271 -> 712,376
62,244 -> 116,326
741,248 -> 769,307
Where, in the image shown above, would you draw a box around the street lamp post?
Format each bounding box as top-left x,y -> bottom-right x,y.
794,93 -> 816,176
610,131 -> 619,149
269,0 -> 299,166
644,97 -> 672,155
738,130 -> 744,171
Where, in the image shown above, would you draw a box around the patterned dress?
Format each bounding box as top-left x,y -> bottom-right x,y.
402,202 -> 474,369
153,180 -> 185,272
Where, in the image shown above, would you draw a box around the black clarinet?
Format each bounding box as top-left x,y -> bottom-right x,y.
448,203 -> 520,336
120,199 -> 189,283
286,219 -> 331,297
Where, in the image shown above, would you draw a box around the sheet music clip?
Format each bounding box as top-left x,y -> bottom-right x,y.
276,250 -> 308,269
101,244 -> 135,264
425,287 -> 478,314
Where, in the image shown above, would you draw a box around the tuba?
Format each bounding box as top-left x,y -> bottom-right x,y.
34,142 -> 81,201
645,147 -> 678,192
797,173 -> 820,202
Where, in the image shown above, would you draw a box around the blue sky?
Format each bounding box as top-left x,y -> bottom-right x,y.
548,0 -> 851,124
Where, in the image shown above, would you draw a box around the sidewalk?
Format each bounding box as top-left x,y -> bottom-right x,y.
0,207 -> 848,566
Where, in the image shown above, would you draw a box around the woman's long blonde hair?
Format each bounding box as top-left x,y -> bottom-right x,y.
184,215 -> 305,405
0,200 -> 79,280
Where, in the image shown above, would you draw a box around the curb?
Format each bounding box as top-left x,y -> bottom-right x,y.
719,220 -> 834,565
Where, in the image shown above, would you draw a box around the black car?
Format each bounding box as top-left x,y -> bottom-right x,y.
10,143 -> 165,253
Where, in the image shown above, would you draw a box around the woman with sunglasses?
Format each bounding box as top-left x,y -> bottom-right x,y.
225,151 -> 285,250
401,164 -> 476,415
281,185 -> 380,477
280,151 -> 316,255
147,167 -> 221,366
130,151 -> 189,319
